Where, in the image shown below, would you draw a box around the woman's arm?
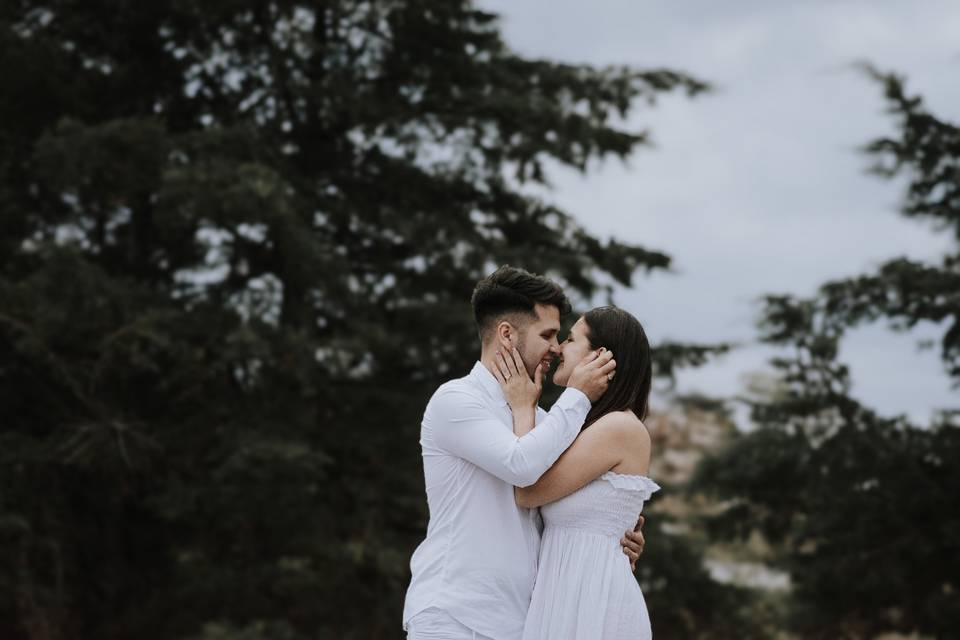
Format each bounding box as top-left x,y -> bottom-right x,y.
491,348 -> 542,437
514,412 -> 640,508
429,385 -> 590,488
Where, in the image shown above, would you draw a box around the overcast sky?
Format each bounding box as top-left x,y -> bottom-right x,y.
481,0 -> 960,425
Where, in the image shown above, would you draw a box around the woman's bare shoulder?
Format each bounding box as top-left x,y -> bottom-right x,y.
592,410 -> 650,445
595,410 -> 651,475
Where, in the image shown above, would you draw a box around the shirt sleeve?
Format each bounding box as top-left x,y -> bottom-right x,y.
428,386 -> 591,487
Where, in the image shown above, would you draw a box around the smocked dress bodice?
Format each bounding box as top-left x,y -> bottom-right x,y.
522,472 -> 660,640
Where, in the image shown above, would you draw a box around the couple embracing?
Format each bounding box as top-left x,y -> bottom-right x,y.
403,266 -> 659,640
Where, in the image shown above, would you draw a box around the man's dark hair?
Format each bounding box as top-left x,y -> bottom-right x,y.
470,265 -> 571,340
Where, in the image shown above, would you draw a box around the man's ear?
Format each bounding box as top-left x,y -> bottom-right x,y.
496,320 -> 514,349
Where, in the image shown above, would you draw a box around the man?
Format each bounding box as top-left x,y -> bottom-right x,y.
403,266 -> 647,640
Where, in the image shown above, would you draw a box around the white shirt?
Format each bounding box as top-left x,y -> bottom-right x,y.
403,362 -> 592,640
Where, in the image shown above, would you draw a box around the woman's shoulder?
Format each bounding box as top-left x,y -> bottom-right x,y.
594,410 -> 652,475
591,410 -> 650,444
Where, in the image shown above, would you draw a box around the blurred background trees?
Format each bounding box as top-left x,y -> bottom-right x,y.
0,1 -> 734,638
692,69 -> 960,639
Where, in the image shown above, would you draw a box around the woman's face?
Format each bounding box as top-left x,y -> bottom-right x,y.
552,317 -> 594,387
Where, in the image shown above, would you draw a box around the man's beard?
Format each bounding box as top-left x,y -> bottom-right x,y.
514,335 -> 531,379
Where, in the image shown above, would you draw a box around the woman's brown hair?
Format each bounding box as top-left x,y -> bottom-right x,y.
580,306 -> 652,429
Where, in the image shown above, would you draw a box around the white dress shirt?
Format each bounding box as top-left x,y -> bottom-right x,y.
403,361 -> 592,640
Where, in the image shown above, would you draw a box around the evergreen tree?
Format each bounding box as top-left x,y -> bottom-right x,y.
693,68 -> 960,638
0,2 -> 729,638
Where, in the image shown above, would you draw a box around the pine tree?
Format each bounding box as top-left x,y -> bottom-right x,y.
693,68 -> 960,638
0,2 -> 726,638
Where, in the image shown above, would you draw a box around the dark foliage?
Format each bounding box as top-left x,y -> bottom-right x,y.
693,68 -> 960,639
0,2 -> 735,638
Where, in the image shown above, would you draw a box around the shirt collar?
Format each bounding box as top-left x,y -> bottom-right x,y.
469,361 -> 509,407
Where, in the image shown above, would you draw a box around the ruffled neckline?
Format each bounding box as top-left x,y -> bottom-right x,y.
599,471 -> 661,496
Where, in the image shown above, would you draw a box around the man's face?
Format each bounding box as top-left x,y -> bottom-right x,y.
513,303 -> 562,379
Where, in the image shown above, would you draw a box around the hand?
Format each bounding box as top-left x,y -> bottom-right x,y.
491,347 -> 543,413
621,515 -> 646,572
567,348 -> 616,402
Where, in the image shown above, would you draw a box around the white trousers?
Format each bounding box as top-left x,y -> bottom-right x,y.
407,608 -> 497,640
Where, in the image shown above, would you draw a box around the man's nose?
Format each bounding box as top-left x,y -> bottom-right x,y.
549,343 -> 562,355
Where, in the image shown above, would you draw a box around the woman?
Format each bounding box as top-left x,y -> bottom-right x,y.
492,306 -> 659,640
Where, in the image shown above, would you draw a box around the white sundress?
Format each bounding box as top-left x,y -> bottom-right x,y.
522,471 -> 660,640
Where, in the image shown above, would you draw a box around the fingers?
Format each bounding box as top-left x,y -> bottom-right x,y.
624,529 -> 645,559
621,538 -> 640,563
491,360 -> 506,384
635,515 -> 645,532
625,529 -> 645,546
534,361 -> 543,388
622,531 -> 643,551
510,347 -> 525,377
582,349 -> 614,370
495,351 -> 512,381
599,357 -> 617,376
